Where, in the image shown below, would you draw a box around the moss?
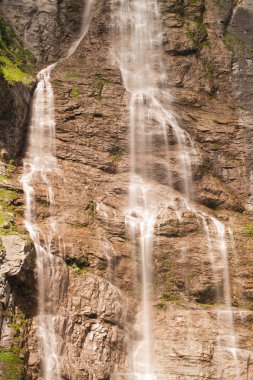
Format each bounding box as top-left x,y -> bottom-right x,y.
9,323 -> 20,333
0,186 -> 25,236
0,350 -> 24,380
244,223 -> 253,237
202,60 -> 214,82
0,56 -> 33,85
0,16 -> 35,85
5,160 -> 14,178
108,144 -> 124,161
66,257 -> 89,274
71,86 -> 81,97
154,252 -> 181,304
159,293 -> 180,302
186,16 -> 208,51
91,74 -> 110,100
65,71 -> 81,80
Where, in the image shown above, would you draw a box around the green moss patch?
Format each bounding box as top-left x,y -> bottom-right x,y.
0,350 -> 24,380
187,16 -> 208,51
244,223 -> 253,237
0,186 -> 24,236
0,16 -> 35,85
0,56 -> 33,85
91,74 -> 110,100
65,71 -> 81,80
71,86 -> 81,97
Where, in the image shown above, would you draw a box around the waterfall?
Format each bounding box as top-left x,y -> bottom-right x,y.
21,64 -> 65,379
112,0 -> 196,377
112,0 -> 240,378
20,1 -> 93,378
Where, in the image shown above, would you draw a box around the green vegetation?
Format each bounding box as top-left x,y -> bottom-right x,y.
153,252 -> 181,309
202,60 -> 214,82
187,16 -> 208,50
92,74 -> 110,100
0,349 -> 24,380
66,258 -> 88,275
71,86 -> 81,97
0,159 -> 15,181
0,16 -> 35,85
223,32 -> 253,55
244,223 -> 253,237
0,186 -> 24,236
0,56 -> 32,85
65,71 -> 81,80
69,263 -> 85,274
109,144 -> 123,161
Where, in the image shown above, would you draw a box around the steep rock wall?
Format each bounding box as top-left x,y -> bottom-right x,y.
49,0 -> 253,378
0,0 -> 85,63
1,0 -> 253,379
0,78 -> 31,162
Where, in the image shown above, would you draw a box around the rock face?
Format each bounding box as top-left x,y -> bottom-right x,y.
0,78 -> 31,162
1,0 -> 253,379
0,235 -> 35,379
0,0 -> 85,63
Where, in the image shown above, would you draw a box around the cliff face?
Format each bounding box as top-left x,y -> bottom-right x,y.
0,0 -> 85,63
1,0 -> 253,379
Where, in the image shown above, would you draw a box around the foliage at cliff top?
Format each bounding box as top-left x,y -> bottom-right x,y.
0,16 -> 35,85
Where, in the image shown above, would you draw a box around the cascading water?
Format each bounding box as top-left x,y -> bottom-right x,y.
200,214 -> 240,377
112,0 -> 241,378
21,64 -> 65,379
112,0 -> 197,377
20,1 -> 93,378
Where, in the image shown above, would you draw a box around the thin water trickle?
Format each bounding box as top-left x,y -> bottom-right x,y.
20,1 -> 93,378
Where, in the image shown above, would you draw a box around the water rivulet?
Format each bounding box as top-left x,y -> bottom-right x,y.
20,2 -> 93,378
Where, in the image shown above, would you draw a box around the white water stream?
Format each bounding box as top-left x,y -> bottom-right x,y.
112,0 -> 197,377
112,0 -> 240,378
20,1 -> 93,378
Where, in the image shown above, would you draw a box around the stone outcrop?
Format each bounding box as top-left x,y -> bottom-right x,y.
0,235 -> 35,379
0,78 -> 31,163
0,0 -> 85,63
1,0 -> 253,379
